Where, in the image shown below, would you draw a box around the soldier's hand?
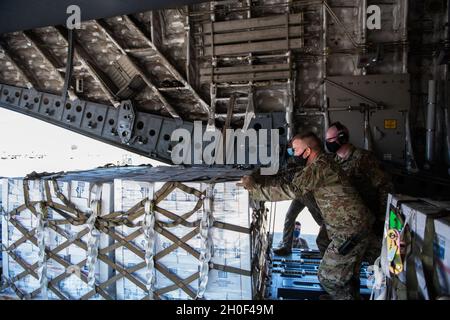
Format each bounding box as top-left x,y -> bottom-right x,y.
237,176 -> 256,190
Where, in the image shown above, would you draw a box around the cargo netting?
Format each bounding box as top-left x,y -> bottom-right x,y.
0,168 -> 270,300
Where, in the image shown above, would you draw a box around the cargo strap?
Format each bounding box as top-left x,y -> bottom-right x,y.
197,184 -> 214,299
249,206 -> 270,297
86,184 -> 102,290
143,200 -> 156,298
2,178 -> 257,300
35,201 -> 49,300
404,220 -> 420,300
389,200 -> 450,300
210,263 -> 252,277
389,202 -> 421,299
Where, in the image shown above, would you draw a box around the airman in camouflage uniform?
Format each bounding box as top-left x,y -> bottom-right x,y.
326,122 -> 395,264
240,132 -> 374,300
272,166 -> 329,256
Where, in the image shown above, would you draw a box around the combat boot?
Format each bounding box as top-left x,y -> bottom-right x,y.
273,247 -> 291,256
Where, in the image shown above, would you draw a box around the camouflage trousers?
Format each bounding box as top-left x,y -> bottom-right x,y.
316,225 -> 330,256
318,234 -> 369,300
281,197 -> 328,254
316,229 -> 381,264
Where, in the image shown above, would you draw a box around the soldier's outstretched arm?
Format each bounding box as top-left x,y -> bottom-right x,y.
251,177 -> 297,201
237,174 -> 296,202
243,162 -> 322,201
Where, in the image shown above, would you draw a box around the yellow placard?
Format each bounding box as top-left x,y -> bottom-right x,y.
384,119 -> 397,129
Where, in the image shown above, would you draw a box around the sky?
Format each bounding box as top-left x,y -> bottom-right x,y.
0,108 -> 319,235
0,108 -> 161,175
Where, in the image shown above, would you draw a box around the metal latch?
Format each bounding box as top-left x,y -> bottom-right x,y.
117,100 -> 136,144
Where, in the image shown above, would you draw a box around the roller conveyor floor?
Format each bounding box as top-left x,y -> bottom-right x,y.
267,248 -> 374,300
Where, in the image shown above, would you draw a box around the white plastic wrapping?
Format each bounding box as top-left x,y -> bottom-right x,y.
114,176 -> 252,300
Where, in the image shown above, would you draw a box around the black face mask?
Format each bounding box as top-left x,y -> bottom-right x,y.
293,149 -> 309,166
326,141 -> 342,153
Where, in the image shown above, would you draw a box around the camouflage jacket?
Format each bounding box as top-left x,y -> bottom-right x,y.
334,145 -> 394,223
251,152 -> 374,238
293,237 -> 309,249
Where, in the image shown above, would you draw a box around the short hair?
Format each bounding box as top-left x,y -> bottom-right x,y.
292,131 -> 322,151
329,121 -> 349,135
295,221 -> 301,226
329,121 -> 348,131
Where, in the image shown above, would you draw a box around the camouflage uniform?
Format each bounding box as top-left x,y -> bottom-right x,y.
274,166 -> 330,255
251,152 -> 374,300
292,237 -> 310,249
335,145 -> 394,264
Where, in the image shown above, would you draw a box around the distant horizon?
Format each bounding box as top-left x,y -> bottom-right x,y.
272,232 -> 319,250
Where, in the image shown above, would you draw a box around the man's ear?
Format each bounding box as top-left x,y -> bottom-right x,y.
304,147 -> 311,158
